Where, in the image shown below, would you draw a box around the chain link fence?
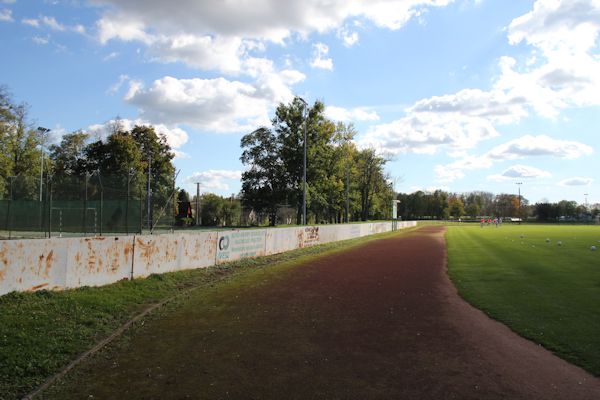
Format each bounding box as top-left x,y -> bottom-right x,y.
0,172 -> 178,239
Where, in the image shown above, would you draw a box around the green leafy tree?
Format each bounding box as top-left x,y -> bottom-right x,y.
0,87 -> 42,199
48,131 -> 89,176
448,195 -> 465,219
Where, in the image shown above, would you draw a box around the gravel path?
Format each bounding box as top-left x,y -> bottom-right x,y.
43,226 -> 600,399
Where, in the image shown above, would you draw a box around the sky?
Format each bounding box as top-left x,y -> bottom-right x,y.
1,0 -> 599,205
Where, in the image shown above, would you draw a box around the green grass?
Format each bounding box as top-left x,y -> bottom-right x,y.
0,227 -> 413,400
446,224 -> 600,375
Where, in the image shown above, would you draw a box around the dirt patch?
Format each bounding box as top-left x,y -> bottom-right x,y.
43,226 -> 600,399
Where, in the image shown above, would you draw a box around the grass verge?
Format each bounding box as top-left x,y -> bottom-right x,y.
446,224 -> 600,376
0,227 -> 413,399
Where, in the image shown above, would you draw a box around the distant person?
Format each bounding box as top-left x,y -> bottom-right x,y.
481,218 -> 485,227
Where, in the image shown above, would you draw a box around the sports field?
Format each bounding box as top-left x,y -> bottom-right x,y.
446,223 -> 600,375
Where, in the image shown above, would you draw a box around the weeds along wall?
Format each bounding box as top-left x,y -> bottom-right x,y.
0,221 -> 416,296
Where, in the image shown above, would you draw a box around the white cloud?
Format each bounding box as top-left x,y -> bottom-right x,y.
360,112 -> 499,156
89,0 -> 451,128
93,0 -> 451,76
434,155 -> 493,183
434,134 -> 592,183
558,177 -> 594,187
22,15 -> 87,34
41,15 -> 65,31
107,74 -> 130,95
97,13 -> 153,44
184,170 -> 242,193
148,35 -> 245,74
0,8 -> 13,22
32,35 -> 49,45
338,26 -> 359,47
497,0 -> 600,117
22,18 -> 39,27
487,164 -> 552,182
124,62 -> 304,133
487,135 -> 593,160
103,51 -> 119,61
325,106 -> 379,122
310,42 -> 333,70
85,118 -> 189,151
408,88 -> 528,125
94,0 -> 451,44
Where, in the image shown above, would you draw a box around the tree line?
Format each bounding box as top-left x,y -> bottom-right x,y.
397,190 -> 598,222
240,97 -> 393,225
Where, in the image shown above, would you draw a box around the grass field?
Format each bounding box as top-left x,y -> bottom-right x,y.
446,223 -> 600,376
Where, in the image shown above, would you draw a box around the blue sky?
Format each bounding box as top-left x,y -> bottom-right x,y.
1,0 -> 599,205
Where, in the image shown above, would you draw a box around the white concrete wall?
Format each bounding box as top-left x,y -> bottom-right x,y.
0,221 -> 416,296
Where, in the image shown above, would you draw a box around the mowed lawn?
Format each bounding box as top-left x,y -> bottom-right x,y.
446,224 -> 600,376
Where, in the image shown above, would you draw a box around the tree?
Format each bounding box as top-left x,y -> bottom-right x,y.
241,98 -> 335,225
240,127 -> 286,225
0,87 -> 42,199
356,148 -> 387,221
177,189 -> 190,203
448,195 -> 465,219
49,131 -> 89,176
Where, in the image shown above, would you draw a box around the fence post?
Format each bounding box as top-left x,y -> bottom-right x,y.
6,176 -> 14,239
83,173 -> 88,236
48,177 -> 52,238
139,184 -> 143,234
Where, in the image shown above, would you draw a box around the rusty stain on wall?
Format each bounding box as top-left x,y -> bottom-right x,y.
0,247 -> 8,281
29,283 -> 49,291
45,250 -> 55,278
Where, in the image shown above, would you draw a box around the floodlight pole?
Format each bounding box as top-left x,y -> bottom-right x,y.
37,127 -> 50,202
37,127 -> 50,235
298,97 -> 308,225
147,152 -> 152,232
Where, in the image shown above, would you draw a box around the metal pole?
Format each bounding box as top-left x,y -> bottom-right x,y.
195,182 -> 200,226
516,182 -> 522,224
7,176 -> 14,239
48,176 -> 52,238
172,171 -> 176,231
37,128 -> 50,235
83,173 -> 88,236
37,127 -> 50,202
126,170 -> 130,235
147,153 -> 152,232
345,169 -> 349,223
97,171 -> 103,236
139,185 -> 143,234
298,97 -> 308,225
